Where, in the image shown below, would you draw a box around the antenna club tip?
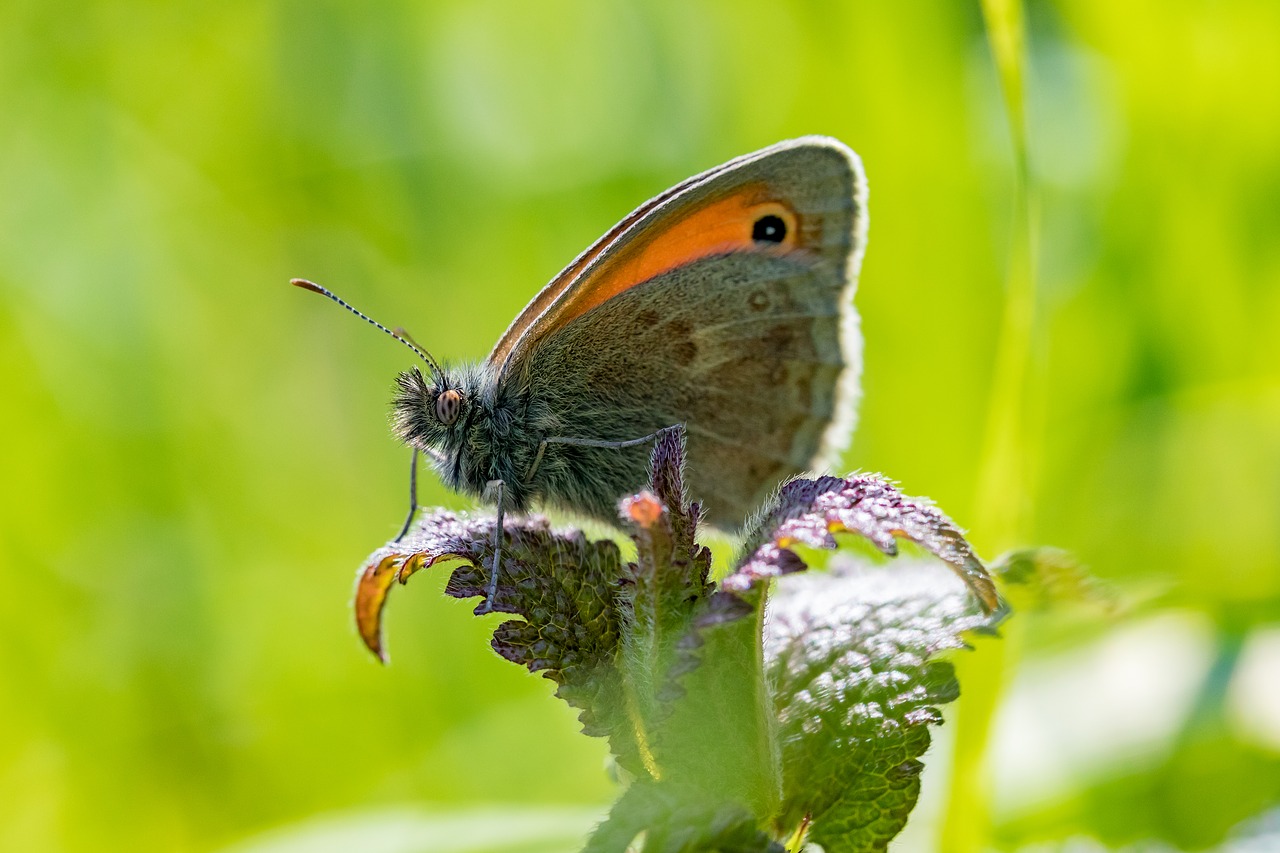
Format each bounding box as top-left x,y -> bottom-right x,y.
291,278 -> 323,293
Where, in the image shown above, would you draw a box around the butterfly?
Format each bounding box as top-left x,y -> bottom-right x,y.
295,136 -> 867,611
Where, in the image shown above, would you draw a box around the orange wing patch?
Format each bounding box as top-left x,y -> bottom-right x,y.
553,186 -> 800,328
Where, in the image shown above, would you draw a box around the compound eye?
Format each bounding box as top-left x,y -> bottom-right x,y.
435,389 -> 462,425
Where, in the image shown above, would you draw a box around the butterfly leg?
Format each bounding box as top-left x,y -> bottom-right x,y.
394,447 -> 419,542
524,424 -> 685,482
476,478 -> 505,615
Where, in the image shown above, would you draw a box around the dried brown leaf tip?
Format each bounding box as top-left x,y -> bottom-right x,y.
352,511 -> 503,662
353,550 -> 407,663
730,475 -> 1000,613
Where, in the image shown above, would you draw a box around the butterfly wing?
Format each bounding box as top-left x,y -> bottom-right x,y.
500,137 -> 867,527
486,152 -> 747,370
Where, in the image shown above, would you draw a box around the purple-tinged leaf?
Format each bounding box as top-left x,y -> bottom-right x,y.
353,510 -> 638,759
731,475 -> 999,613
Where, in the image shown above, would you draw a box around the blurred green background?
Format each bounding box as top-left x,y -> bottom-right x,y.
2,1 -> 1277,851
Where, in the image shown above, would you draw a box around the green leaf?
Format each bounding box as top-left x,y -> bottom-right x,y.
645,585 -> 781,823
765,559 -> 1001,852
992,547 -> 1117,614
583,782 -> 785,853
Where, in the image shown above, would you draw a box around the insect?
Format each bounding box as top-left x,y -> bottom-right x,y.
295,136 -> 868,611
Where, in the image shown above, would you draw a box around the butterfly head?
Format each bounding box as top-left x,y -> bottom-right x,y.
290,278 -> 475,456
390,364 -> 471,449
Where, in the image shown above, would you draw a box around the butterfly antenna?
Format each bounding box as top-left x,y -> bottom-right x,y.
393,325 -> 429,355
291,278 -> 443,378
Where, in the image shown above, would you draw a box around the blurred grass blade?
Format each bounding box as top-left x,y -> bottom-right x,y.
945,3 -> 1039,853
973,0 -> 1040,549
